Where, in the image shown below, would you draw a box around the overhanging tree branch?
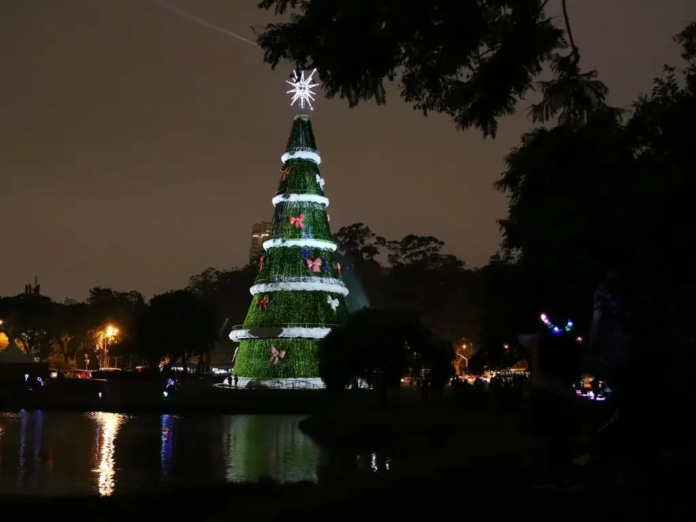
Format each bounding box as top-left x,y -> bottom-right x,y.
561,0 -> 580,66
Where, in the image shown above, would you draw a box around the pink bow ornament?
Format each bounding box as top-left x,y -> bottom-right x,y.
306,257 -> 322,273
289,213 -> 305,229
256,294 -> 270,311
269,346 -> 286,366
279,165 -> 291,182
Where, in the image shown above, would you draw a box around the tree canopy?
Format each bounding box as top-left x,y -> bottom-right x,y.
256,0 -> 612,135
481,22 -> 696,361
318,308 -> 453,394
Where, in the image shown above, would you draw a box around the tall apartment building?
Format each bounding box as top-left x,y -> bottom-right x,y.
250,221 -> 272,263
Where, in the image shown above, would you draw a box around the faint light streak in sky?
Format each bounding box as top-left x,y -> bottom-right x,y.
151,0 -> 259,47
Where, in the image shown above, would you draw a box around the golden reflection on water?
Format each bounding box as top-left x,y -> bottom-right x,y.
88,412 -> 126,497
0,412 -> 322,495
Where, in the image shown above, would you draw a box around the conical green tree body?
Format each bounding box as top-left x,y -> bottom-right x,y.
232,114 -> 349,381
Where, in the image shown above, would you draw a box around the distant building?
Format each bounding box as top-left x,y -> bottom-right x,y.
250,221 -> 272,264
62,297 -> 79,305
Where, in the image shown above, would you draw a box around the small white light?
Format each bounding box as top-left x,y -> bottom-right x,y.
163,391 -> 168,398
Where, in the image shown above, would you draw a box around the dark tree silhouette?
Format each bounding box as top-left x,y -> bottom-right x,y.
187,264 -> 258,330
132,290 -> 219,372
47,302 -> 90,365
255,0 -> 617,135
318,308 -> 437,397
0,293 -> 54,358
332,223 -> 387,309
482,22 -> 696,364
256,0 -> 564,136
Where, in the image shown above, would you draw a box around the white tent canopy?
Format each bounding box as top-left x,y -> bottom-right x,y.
0,340 -> 34,363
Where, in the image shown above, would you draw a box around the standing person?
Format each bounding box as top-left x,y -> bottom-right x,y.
520,313 -> 583,489
580,266 -> 651,481
590,269 -> 630,442
589,269 -> 631,392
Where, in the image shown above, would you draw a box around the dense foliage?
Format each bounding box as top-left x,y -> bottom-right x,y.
476,22 -> 696,368
255,0 -> 612,136
318,308 -> 454,395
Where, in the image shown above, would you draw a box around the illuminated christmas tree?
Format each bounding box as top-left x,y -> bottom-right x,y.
229,70 -> 349,388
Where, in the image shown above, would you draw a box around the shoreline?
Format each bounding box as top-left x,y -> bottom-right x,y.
0,387 -> 405,416
0,385 -> 449,416
0,402 -> 318,416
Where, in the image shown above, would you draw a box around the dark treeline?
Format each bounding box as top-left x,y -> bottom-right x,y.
0,286 -> 218,371
188,223 -> 486,345
0,226 -> 483,372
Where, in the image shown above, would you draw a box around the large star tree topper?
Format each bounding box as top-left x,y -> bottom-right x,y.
286,69 -> 319,111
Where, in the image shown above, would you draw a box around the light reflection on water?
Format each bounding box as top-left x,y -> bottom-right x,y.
223,415 -> 320,483
160,414 -> 175,476
0,411 -> 340,496
89,412 -> 126,497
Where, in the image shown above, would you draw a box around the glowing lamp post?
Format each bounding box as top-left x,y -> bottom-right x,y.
102,325 -> 119,369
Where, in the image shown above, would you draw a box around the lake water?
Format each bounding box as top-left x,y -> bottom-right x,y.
0,410 -> 337,497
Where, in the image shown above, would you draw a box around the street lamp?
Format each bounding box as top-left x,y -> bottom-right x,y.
102,325 -> 119,368
456,353 -> 469,373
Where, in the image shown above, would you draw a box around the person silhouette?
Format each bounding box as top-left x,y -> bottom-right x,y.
520,313 -> 582,489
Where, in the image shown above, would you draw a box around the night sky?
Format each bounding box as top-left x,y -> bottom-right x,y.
1,0 -> 694,300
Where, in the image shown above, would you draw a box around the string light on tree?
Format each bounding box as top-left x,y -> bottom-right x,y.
286,69 -> 319,111
540,313 -> 574,335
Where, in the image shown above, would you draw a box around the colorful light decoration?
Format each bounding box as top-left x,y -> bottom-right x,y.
540,313 -> 574,335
